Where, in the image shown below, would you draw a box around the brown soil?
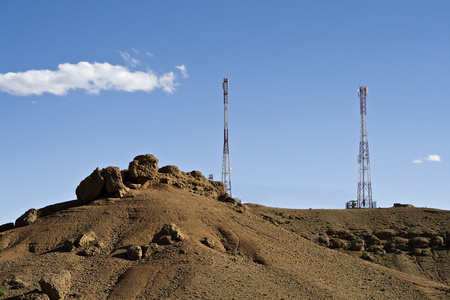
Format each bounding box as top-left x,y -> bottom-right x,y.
1,184 -> 449,299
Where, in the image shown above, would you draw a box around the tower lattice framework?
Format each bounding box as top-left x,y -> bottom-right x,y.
222,78 -> 232,196
357,86 -> 373,208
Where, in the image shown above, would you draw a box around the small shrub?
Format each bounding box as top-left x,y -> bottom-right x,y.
0,287 -> 5,296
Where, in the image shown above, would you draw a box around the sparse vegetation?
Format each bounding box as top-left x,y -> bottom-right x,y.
0,287 -> 5,296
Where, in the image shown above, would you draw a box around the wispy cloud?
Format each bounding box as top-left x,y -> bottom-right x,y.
119,51 -> 140,67
146,52 -> 154,57
412,154 -> 442,164
175,64 -> 188,78
0,61 -> 180,96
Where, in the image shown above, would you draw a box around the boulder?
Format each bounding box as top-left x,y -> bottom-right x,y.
121,169 -> 131,184
326,228 -> 354,240
102,166 -> 127,193
76,231 -> 98,248
159,223 -> 183,240
366,245 -> 385,254
80,243 -> 103,257
75,168 -> 105,203
74,231 -> 103,256
153,223 -> 184,245
350,239 -> 365,251
39,270 -> 71,300
218,193 -> 238,205
373,229 -> 398,240
444,234 -> 450,245
364,234 -> 382,246
393,203 -> 414,208
201,237 -> 216,249
158,165 -> 181,176
188,170 -> 204,180
142,243 -> 160,258
15,209 -> 38,228
409,237 -> 430,249
63,239 -> 75,252
113,188 -> 130,198
361,252 -> 374,262
389,237 -> 410,251
127,245 -> 143,260
4,275 -> 28,290
430,236 -> 444,247
128,154 -> 159,183
329,238 -> 345,249
411,249 -> 430,256
317,234 -> 330,247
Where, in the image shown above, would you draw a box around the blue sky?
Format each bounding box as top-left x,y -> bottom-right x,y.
0,1 -> 449,225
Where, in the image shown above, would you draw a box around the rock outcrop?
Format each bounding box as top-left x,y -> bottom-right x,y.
129,154 -> 159,183
73,231 -> 103,256
15,209 -> 38,228
102,166 -> 128,194
153,223 -> 184,245
39,270 -> 71,300
75,168 -> 105,203
74,154 -> 228,204
127,245 -> 143,260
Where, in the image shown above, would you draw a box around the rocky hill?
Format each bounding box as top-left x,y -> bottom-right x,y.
0,154 -> 449,299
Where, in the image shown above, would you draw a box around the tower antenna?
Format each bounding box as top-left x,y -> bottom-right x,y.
222,78 -> 232,196
357,86 -> 373,208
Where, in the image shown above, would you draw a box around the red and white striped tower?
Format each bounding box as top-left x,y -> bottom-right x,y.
222,78 -> 232,196
357,86 -> 373,208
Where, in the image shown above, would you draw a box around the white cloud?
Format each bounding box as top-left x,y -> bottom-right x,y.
175,64 -> 188,78
132,48 -> 140,54
426,154 -> 441,162
158,71 -> 177,93
119,51 -> 140,67
146,52 -> 154,57
0,61 -> 181,96
412,154 -> 442,164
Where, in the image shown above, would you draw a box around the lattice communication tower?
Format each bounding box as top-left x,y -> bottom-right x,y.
357,86 -> 373,208
222,78 -> 232,196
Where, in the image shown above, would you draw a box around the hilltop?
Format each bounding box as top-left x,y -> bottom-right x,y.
0,154 -> 449,299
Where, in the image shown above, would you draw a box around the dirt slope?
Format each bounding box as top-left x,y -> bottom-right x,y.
250,205 -> 450,293
1,184 -> 449,299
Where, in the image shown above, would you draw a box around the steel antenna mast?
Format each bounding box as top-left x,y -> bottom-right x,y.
357,86 -> 373,208
222,78 -> 232,196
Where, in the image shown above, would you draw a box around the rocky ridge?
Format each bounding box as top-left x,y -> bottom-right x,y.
0,154 -> 449,299
1,154 -> 237,234
75,154 -> 229,204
